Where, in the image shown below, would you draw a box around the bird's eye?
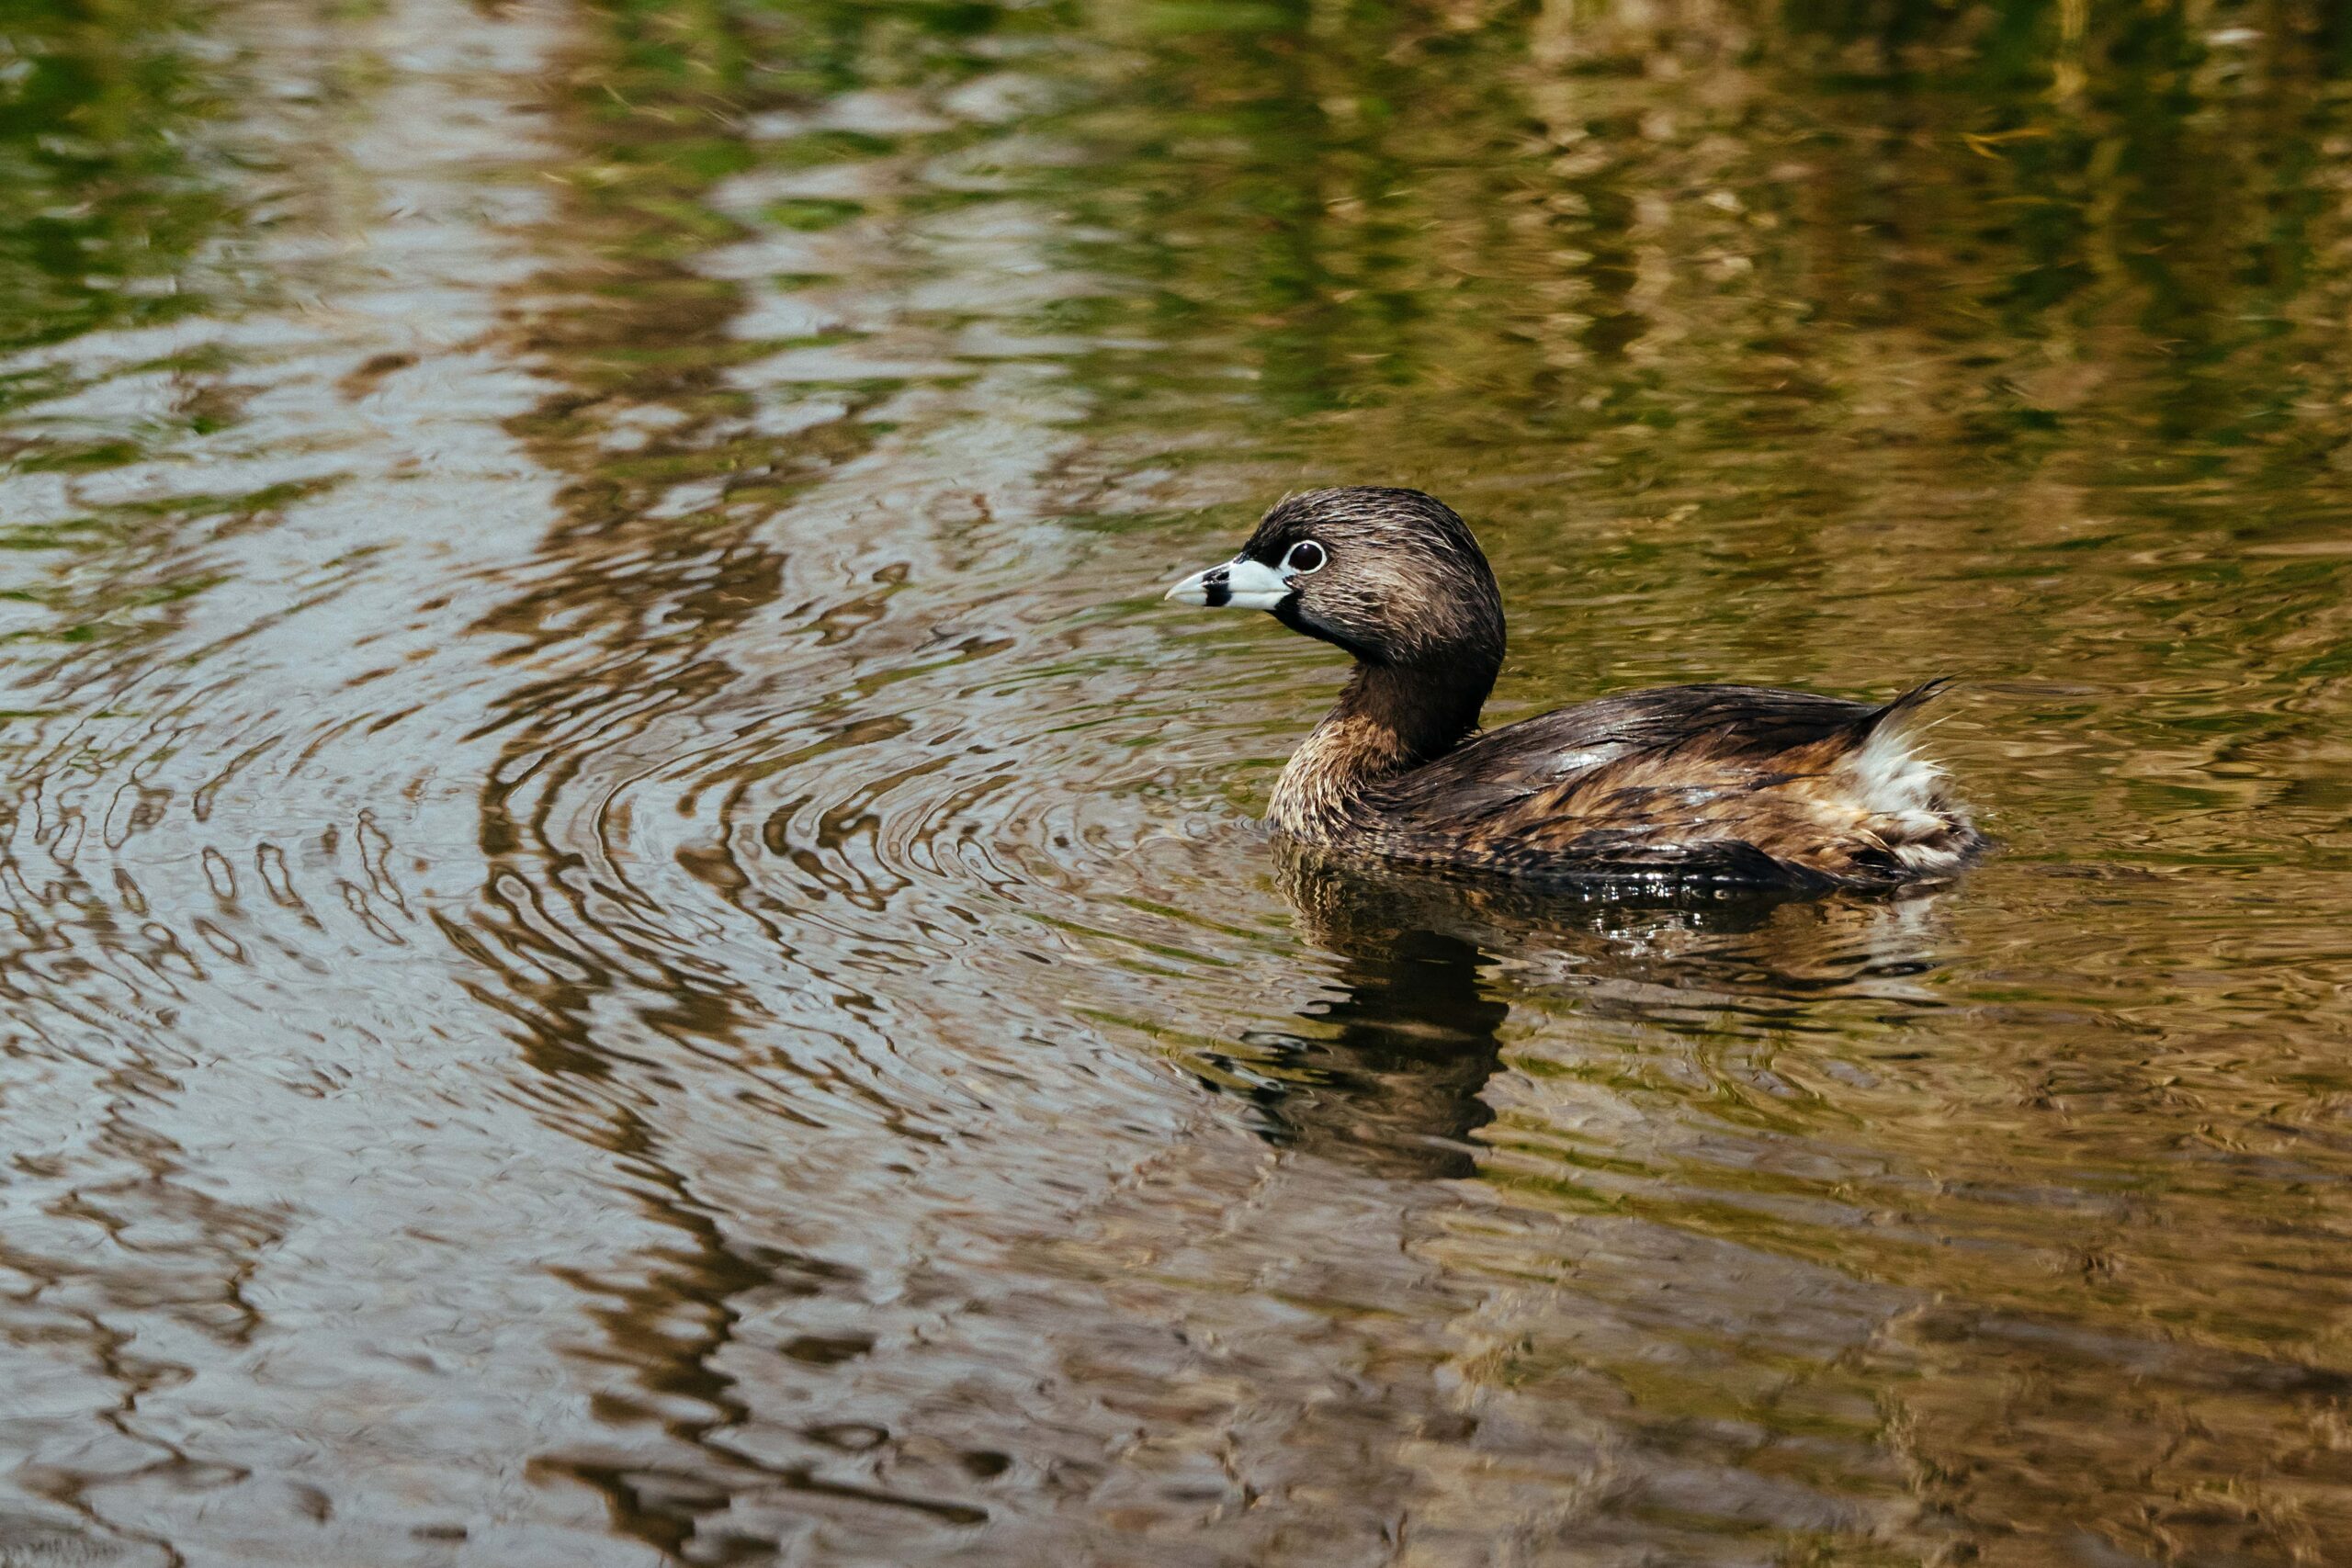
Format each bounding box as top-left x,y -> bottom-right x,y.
1284,540 -> 1327,575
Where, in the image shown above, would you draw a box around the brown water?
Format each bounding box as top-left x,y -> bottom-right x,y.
4,1 -> 2351,1563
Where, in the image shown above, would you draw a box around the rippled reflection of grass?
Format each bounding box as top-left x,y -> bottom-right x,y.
0,0 -> 233,352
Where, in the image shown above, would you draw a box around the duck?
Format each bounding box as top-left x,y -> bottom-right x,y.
1162,486 -> 1982,889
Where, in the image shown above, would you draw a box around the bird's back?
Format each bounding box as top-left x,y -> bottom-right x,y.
1363,682 -> 1981,888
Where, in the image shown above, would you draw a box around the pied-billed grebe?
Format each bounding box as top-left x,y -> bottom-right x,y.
1163,487 -> 1982,888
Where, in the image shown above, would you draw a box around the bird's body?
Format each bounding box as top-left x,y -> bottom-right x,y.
1165,488 -> 1981,890
1270,677 -> 1976,888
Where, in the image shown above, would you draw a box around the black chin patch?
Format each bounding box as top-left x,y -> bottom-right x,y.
1274,596 -> 1382,663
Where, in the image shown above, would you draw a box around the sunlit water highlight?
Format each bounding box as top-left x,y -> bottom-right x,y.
2,2 -> 2351,1564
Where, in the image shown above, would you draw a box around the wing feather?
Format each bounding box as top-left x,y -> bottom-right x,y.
1367,682 -> 1975,886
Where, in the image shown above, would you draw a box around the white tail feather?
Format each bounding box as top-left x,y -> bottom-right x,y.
1841,723 -> 1973,874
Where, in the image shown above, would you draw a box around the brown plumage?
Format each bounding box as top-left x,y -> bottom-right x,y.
1163,487 -> 1983,890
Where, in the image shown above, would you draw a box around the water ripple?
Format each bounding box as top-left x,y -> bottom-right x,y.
5,1 -> 2352,1563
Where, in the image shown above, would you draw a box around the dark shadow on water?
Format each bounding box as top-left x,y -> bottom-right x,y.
1239,916 -> 1508,1181
1242,841 -> 1953,1180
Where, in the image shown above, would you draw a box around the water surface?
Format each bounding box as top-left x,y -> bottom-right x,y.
4,2 -> 2351,1564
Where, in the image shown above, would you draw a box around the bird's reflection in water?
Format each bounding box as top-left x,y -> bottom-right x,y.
1238,841 -> 1954,1179
1239,917 -> 1508,1180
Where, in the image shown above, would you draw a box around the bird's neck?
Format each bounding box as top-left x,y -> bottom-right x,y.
1268,657 -> 1496,838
